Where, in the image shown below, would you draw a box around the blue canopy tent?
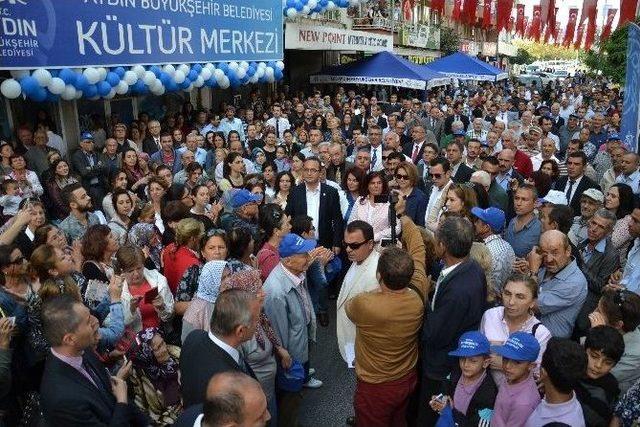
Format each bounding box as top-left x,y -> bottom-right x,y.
424,52 -> 508,82
310,51 -> 450,90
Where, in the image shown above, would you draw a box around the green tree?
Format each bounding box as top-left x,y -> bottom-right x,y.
512,48 -> 534,65
439,26 -> 460,55
583,19 -> 640,84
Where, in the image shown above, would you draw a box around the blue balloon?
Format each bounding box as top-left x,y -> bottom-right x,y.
97,81 -> 112,96
113,66 -> 126,78
59,68 -> 76,85
20,76 -> 40,95
46,91 -> 60,102
75,74 -> 89,91
149,65 -> 162,77
294,0 -> 303,10
241,75 -> 250,84
159,72 -> 172,86
267,61 -> 276,69
192,63 -> 202,73
187,69 -> 198,81
179,79 -> 191,89
132,80 -> 147,93
49,69 -> 59,78
106,72 -> 120,87
287,0 -> 296,7
84,84 -> 98,98
166,79 -> 178,91
217,62 -> 229,73
275,69 -> 284,80
247,66 -> 256,76
31,87 -> 47,102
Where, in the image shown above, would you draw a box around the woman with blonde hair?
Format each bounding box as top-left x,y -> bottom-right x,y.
442,183 -> 478,220
160,218 -> 204,295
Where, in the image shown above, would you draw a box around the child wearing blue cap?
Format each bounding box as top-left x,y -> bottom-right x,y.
490,331 -> 541,427
429,331 -> 497,426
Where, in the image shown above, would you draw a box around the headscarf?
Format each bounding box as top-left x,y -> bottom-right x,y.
220,268 -> 280,350
127,327 -> 180,406
128,223 -> 162,269
195,260 -> 227,303
251,147 -> 266,172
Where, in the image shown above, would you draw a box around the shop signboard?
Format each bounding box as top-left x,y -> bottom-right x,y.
0,0 -> 283,69
285,23 -> 393,53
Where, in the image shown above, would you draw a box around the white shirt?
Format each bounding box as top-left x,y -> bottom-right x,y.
564,175 -> 584,204
208,331 -> 240,365
496,112 -> 510,125
409,141 -> 425,161
425,181 -> 448,224
265,117 -> 291,140
305,184 -> 321,240
46,131 -> 67,158
369,144 -> 384,171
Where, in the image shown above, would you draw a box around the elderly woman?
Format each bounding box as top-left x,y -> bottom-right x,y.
161,218 -> 204,295
480,273 -> 551,385
128,222 -> 163,271
395,161 -> 428,227
5,154 -> 43,199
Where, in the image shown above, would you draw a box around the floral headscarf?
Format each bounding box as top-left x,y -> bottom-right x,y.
195,260 -> 227,303
128,223 -> 162,269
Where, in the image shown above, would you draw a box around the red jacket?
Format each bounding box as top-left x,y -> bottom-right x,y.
161,244 -> 201,295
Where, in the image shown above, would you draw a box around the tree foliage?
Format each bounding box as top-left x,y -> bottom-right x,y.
512,48 -> 534,65
512,39 -> 578,60
440,26 -> 461,55
583,19 -> 640,85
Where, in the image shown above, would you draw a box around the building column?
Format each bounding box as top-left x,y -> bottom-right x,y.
58,100 -> 80,153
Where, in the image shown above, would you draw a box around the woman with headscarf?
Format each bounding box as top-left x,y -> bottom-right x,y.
220,269 -> 292,425
251,147 -> 267,173
128,222 -> 163,271
126,327 -> 182,425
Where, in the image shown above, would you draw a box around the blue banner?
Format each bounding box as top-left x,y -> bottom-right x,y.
0,0 -> 283,69
621,23 -> 640,153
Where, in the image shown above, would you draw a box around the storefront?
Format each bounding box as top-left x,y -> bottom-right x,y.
0,0 -> 284,151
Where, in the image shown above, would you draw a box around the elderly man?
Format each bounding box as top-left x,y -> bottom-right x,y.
501,129 -> 533,178
24,129 -> 54,175
568,189 -> 604,246
484,130 -> 501,156
526,230 -> 588,338
558,113 -> 581,155
471,206 -> 515,295
574,209 -> 619,338
496,148 -> 524,191
614,205 -> 640,294
326,143 -> 353,185
353,147 -> 372,171
504,184 -> 542,258
367,125 -> 384,172
220,189 -> 260,239
616,152 -> 640,195
70,132 -> 107,203
590,113 -> 608,150
593,133 -> 623,183
402,125 -> 429,164
531,138 -> 561,172
142,120 -> 162,155
466,117 -> 488,142
173,150 -> 210,185
177,132 -> 208,166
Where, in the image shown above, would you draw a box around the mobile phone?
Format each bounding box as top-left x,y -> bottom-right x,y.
143,287 -> 159,304
7,317 -> 15,326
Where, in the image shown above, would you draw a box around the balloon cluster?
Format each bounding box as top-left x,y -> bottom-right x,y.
0,61 -> 286,102
283,0 -> 361,18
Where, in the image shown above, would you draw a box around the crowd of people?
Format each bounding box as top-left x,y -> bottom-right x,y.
0,74 -> 639,427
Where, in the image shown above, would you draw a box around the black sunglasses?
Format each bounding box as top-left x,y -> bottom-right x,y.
206,228 -> 226,238
395,174 -> 409,180
345,240 -> 371,250
429,173 -> 443,179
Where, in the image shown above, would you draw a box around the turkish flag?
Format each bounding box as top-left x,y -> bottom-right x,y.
601,8 -> 618,41
574,24 -> 585,49
540,0 -> 551,24
578,0 -> 597,27
583,0 -> 598,51
483,0 -> 493,29
620,0 -> 639,26
431,0 -> 445,14
554,20 -> 562,44
452,0 -> 463,21
530,5 -> 542,41
463,0 -> 479,25
402,0 -> 414,21
563,8 -> 579,47
547,5 -> 557,38
496,0 -> 514,32
515,4 -> 525,36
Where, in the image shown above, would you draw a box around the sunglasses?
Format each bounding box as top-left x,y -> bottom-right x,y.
429,173 -> 443,179
206,228 -> 226,238
395,174 -> 409,180
345,240 -> 371,250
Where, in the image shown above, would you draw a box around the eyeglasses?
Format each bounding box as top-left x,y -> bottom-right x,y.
395,174 -> 409,180
206,228 -> 226,238
345,240 -> 371,250
429,173 -> 443,179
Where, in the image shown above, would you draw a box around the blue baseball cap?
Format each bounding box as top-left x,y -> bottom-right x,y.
230,189 -> 261,209
279,233 -> 316,258
448,331 -> 491,357
471,207 -> 506,233
491,331 -> 540,362
80,131 -> 94,141
608,133 -> 621,141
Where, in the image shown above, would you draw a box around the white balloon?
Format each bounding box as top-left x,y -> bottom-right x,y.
33,68 -> 53,86
0,79 -> 22,99
200,68 -> 212,81
142,71 -> 156,85
177,64 -> 190,75
193,76 -> 205,87
115,80 -> 129,95
132,65 -> 146,78
266,74 -> 275,83
47,77 -> 66,95
97,67 -> 108,81
163,64 -> 176,76
83,67 -> 100,84
61,85 -> 77,101
174,70 -> 186,84
104,88 -> 116,99
258,62 -> 267,69
302,5 -> 311,14
228,61 -> 239,71
265,67 -> 275,78
286,7 -> 297,17
239,61 -> 249,70
204,63 -> 215,71
214,69 -> 225,81
123,70 -> 138,85
276,61 -> 285,71
150,79 -> 163,91
250,75 -> 259,84
307,0 -> 317,8
219,76 -> 230,89
75,90 -> 83,99
153,86 -> 166,96
327,1 -> 336,9
236,68 -> 247,79
10,70 -> 30,79
256,68 -> 265,78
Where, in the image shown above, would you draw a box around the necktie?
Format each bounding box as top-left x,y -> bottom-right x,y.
566,179 -> 575,203
371,147 -> 377,171
335,167 -> 342,184
411,144 -> 420,163
82,359 -> 108,395
275,119 -> 280,138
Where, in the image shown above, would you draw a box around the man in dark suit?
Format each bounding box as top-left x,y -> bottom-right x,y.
70,131 -> 107,204
443,101 -> 470,135
554,151 -> 601,216
425,106 -> 444,143
446,140 -> 474,183
326,143 -> 353,186
40,295 -> 147,426
142,119 -> 162,155
418,216 -> 487,425
286,157 -> 344,254
402,125 -> 429,165
384,93 -> 402,115
180,289 -> 260,407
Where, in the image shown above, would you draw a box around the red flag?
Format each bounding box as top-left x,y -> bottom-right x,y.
578,0 -> 597,27
463,0 -> 479,25
483,0 -> 493,29
530,5 -> 542,41
402,0 -> 414,21
496,0 -> 514,32
515,4 -> 525,35
601,8 -> 618,41
619,0 -> 638,26
452,0 -> 463,21
574,24 -> 585,49
544,24 -> 552,43
563,8 -> 579,46
554,20 -> 562,44
540,0 -> 551,24
547,5 -> 557,38
583,0 -> 598,51
431,0 -> 445,14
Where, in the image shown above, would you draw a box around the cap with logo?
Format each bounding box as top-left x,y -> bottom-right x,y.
80,131 -> 94,141
279,233 -> 317,258
490,331 -> 540,362
540,190 -> 568,206
471,207 -> 506,233
448,331 -> 491,357
230,189 -> 262,209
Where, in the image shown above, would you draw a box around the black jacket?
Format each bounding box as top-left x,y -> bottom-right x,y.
285,183 -> 344,250
554,175 -> 601,216
142,136 -> 161,155
40,350 -> 147,427
575,374 -> 619,427
422,260 -> 487,380
452,163 -> 474,183
450,372 -> 498,427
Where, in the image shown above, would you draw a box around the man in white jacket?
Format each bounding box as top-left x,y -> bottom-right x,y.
336,220 -> 380,364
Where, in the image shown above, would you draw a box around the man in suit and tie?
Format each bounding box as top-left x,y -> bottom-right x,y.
286,157 -> 344,254
368,125 -> 385,172
385,93 -> 402,115
402,125 -> 430,165
446,140 -> 474,183
142,119 -> 162,155
444,101 -> 470,135
180,289 -> 260,407
426,106 -> 444,143
554,151 -> 601,216
40,295 -> 147,426
265,103 -> 291,141
424,157 -> 454,231
550,102 -> 565,134
326,143 -> 353,186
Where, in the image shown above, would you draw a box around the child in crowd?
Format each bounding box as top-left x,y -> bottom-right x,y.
490,331 -> 541,427
575,325 -> 624,427
525,337 -> 587,427
0,179 -> 22,218
429,331 -> 497,426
